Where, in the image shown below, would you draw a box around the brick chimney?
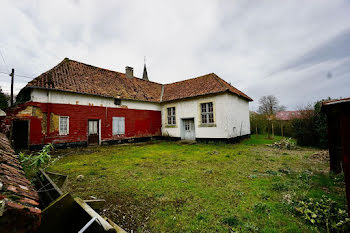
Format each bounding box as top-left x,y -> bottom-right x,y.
125,66 -> 133,79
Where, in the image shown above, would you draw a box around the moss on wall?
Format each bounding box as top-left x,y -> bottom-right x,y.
16,106 -> 33,117
50,113 -> 59,133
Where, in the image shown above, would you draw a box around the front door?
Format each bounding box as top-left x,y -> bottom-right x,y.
182,119 -> 195,140
88,120 -> 99,145
12,120 -> 29,150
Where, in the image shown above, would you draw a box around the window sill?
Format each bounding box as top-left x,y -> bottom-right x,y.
199,123 -> 216,127
165,125 -> 177,128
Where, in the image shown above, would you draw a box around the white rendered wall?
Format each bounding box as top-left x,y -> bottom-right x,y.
161,93 -> 250,139
223,93 -> 251,137
30,89 -> 161,111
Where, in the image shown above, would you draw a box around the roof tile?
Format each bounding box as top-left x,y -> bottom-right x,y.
24,59 -> 252,103
162,73 -> 252,102
0,133 -> 41,231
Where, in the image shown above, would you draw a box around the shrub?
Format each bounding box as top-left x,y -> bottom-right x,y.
294,196 -> 350,232
19,144 -> 54,178
269,138 -> 296,150
291,100 -> 328,148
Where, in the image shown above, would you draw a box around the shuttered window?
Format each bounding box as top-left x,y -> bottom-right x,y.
59,116 -> 69,135
113,117 -> 125,135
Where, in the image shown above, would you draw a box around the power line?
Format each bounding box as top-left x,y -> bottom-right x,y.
0,49 -> 9,73
16,74 -> 34,79
0,71 -> 34,79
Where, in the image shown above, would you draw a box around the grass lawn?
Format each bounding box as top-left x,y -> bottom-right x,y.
48,136 -> 346,232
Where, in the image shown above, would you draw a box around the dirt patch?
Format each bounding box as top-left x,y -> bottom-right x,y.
309,150 -> 329,162
52,147 -> 101,157
101,192 -> 155,232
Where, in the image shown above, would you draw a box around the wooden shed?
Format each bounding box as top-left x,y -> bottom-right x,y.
322,97 -> 350,215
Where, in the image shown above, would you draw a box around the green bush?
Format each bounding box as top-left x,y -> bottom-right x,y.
294,196 -> 350,232
19,144 -> 54,178
291,100 -> 328,148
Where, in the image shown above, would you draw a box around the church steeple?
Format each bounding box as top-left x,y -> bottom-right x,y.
142,56 -> 149,81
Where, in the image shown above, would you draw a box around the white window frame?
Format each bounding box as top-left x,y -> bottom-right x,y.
112,117 -> 125,135
167,107 -> 176,125
59,116 -> 69,135
201,102 -> 214,124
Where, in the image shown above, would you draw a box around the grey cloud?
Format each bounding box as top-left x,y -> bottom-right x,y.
276,28 -> 350,73
0,0 -> 350,110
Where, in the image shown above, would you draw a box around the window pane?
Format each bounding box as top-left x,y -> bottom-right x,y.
167,108 -> 176,125
60,117 -> 68,135
209,113 -> 214,123
208,102 -> 213,112
202,114 -> 207,124
89,121 -> 98,134
168,117 -> 172,125
201,103 -> 206,113
89,121 -> 93,134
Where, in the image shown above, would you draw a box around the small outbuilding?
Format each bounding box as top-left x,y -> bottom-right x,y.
322,97 -> 350,215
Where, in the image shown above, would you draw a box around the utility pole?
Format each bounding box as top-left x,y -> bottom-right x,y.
9,68 -> 14,107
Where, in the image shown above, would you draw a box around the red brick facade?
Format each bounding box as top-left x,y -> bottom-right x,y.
6,102 -> 162,147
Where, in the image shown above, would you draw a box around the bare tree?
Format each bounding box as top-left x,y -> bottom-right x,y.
277,105 -> 287,112
258,95 -> 280,115
258,95 -> 284,138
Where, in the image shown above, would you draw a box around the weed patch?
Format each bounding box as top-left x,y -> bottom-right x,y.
48,136 -> 346,232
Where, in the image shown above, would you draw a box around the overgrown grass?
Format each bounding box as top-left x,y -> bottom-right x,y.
48,136 -> 346,232
243,134 -> 287,145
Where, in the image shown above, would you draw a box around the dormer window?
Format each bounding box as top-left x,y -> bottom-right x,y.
114,99 -> 121,105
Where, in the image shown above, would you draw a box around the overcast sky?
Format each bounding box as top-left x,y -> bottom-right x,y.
0,0 -> 349,110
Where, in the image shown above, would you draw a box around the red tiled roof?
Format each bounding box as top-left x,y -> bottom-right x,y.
322,97 -> 350,106
162,73 -> 252,102
0,133 -> 41,231
27,59 -> 163,102
275,110 -> 312,121
25,58 -> 252,103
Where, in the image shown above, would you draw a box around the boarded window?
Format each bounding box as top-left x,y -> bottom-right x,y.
113,117 -> 125,135
167,107 -> 176,125
59,116 -> 69,135
201,102 -> 214,124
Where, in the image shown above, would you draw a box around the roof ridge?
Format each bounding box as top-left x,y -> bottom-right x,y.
211,73 -> 229,90
164,73 -> 215,86
67,58 -> 125,76
67,58 -> 163,85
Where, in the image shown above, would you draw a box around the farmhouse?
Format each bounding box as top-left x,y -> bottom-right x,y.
6,58 -> 252,149
275,110 -> 312,121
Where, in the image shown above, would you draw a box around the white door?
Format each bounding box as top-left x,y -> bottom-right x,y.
183,119 -> 195,140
